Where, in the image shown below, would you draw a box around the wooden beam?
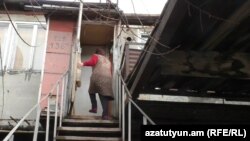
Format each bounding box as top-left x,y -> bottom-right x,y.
160,51 -> 250,78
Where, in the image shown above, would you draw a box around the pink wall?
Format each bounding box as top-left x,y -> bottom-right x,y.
40,17 -> 76,109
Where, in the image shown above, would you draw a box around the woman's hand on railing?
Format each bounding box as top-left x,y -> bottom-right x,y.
77,62 -> 83,68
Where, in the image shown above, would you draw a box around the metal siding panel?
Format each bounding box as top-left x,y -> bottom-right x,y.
123,48 -> 142,78
128,49 -> 142,74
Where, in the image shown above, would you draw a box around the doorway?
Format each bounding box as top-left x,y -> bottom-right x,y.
74,21 -> 114,116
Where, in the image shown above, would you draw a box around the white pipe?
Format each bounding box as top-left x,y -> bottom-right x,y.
3,95 -> 50,141
45,97 -> 50,141
53,84 -> 60,141
76,2 -> 83,41
32,106 -> 41,141
118,71 -> 156,125
128,100 -> 131,141
32,18 -> 50,141
122,85 -> 125,141
118,75 -> 121,130
3,106 -> 37,141
143,116 -> 147,125
64,73 -> 69,115
3,71 -> 68,141
70,1 -> 83,115
59,77 -> 65,127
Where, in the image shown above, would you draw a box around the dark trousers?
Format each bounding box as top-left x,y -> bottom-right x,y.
89,93 -> 109,117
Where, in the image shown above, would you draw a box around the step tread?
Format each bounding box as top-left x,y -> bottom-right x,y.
63,119 -> 118,124
0,130 -> 45,134
56,136 -> 121,141
66,115 -> 102,120
58,127 -> 121,132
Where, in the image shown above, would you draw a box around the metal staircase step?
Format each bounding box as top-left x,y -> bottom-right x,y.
66,115 -> 102,120
56,136 -> 121,141
58,127 -> 121,137
62,119 -> 119,127
57,116 -> 121,140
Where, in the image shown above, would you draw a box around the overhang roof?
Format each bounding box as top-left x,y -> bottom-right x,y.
127,0 -> 250,100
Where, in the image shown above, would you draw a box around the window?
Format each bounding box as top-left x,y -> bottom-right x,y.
0,22 -> 46,71
0,23 -> 10,69
140,31 -> 150,44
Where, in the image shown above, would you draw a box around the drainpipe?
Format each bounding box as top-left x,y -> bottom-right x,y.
76,2 -> 83,41
70,1 -> 83,115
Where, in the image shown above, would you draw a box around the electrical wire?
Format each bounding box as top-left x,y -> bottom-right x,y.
82,5 -> 117,28
138,0 -> 151,15
82,12 -> 90,21
129,0 -> 182,56
185,0 -> 239,25
29,0 -> 47,30
85,2 -> 128,25
81,1 -> 119,21
106,0 -> 111,22
46,0 -> 78,18
129,0 -> 172,49
111,0 -> 180,58
82,1 -> 171,55
83,0 -> 180,56
33,0 -> 42,7
122,28 -> 180,56
130,0 -> 145,32
32,0 -> 177,56
3,2 -> 35,47
107,0 -> 177,55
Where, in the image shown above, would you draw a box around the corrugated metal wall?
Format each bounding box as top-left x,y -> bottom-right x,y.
123,44 -> 143,79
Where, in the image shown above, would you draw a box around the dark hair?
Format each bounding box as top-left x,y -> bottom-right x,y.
95,48 -> 105,55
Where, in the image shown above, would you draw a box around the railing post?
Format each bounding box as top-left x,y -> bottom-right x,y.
9,135 -> 14,141
122,85 -> 125,141
53,83 -> 60,141
46,96 -> 51,141
2,71 -> 69,141
128,99 -> 131,141
64,73 -> 69,115
32,104 -> 41,141
117,71 -> 156,141
118,75 -> 121,130
59,77 -> 65,127
143,116 -> 147,125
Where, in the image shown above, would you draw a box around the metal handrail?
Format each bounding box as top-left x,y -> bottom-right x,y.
3,71 -> 69,141
117,70 -> 156,141
118,71 -> 156,125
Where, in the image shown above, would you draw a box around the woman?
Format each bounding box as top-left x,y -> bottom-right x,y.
80,48 -> 114,120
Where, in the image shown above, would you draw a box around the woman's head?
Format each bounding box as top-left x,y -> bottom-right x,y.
95,48 -> 105,55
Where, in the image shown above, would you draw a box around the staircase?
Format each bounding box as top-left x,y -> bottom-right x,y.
56,115 -> 121,141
